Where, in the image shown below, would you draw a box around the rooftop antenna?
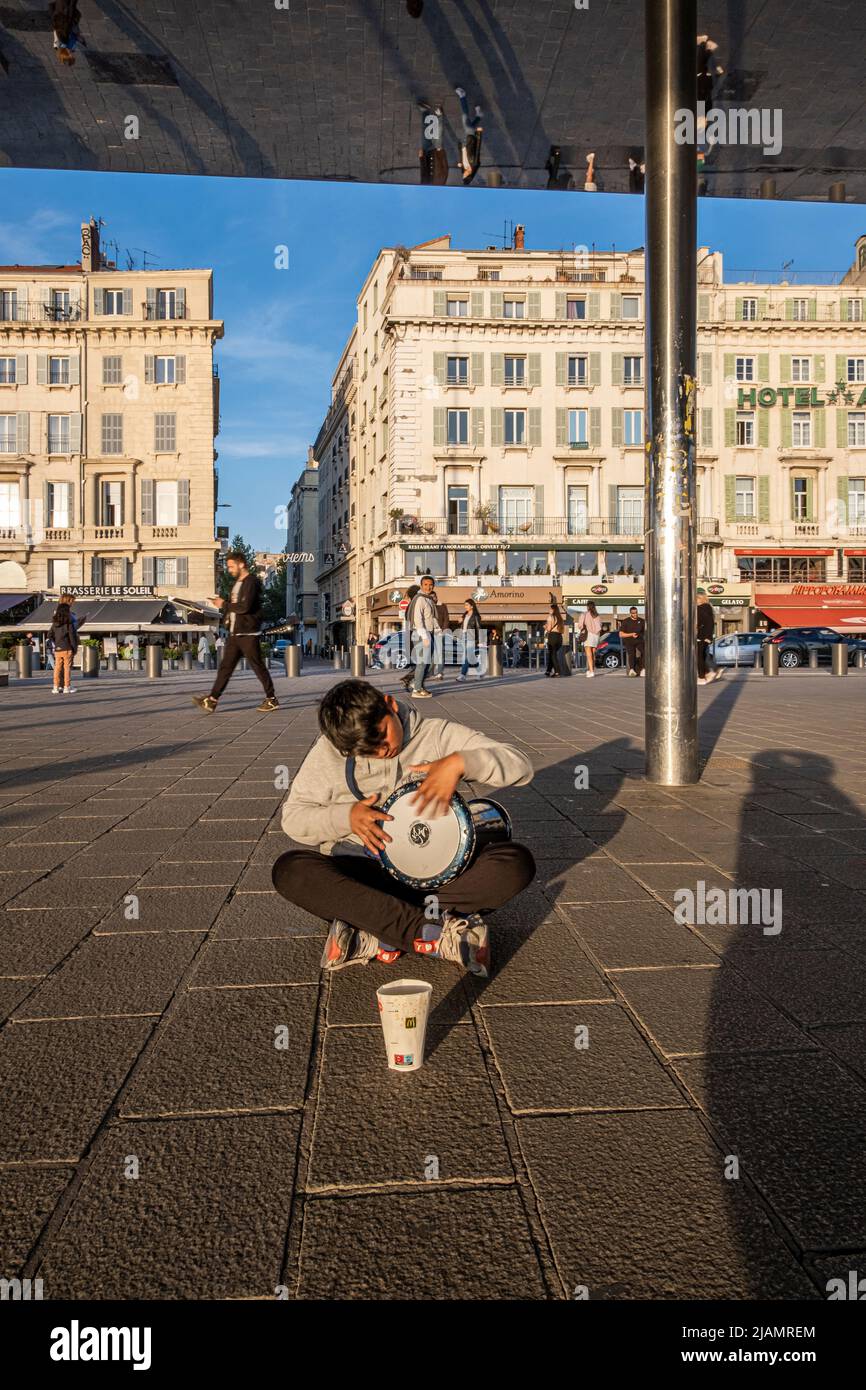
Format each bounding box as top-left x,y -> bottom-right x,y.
129,247 -> 161,270
482,222 -> 512,248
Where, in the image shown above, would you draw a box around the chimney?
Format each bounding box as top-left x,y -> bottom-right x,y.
81,218 -> 100,273
513,223 -> 525,251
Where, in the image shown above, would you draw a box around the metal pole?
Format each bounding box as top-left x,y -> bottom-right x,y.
645,0 -> 699,785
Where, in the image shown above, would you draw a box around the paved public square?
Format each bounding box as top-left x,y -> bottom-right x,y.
1,662 -> 865,1300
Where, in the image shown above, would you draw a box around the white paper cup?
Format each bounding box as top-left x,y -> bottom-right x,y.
376,978 -> 433,1072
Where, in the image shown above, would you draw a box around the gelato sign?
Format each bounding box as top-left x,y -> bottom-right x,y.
738,381 -> 866,409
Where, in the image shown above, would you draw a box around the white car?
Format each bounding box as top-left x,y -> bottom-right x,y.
709,631 -> 766,667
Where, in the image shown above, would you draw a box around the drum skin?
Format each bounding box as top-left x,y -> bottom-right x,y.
375,781 -> 512,889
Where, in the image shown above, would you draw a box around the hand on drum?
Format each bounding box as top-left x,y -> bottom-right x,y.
350,793 -> 393,853
408,753 -> 466,817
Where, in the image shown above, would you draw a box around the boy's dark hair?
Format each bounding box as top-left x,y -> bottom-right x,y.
225,551 -> 248,566
318,679 -> 392,756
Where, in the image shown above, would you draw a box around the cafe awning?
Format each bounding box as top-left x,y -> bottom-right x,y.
0,598 -> 218,634
755,589 -> 866,633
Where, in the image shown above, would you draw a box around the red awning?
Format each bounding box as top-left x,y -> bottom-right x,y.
755,590 -> 866,633
735,548 -> 833,556
844,549 -> 866,556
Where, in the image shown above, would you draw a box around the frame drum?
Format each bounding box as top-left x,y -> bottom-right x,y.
376,782 -> 512,889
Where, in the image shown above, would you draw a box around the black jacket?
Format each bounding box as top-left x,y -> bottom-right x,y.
223,572 -> 264,636
50,606 -> 78,653
697,603 -> 715,642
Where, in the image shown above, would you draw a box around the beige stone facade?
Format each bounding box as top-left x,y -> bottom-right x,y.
310,229 -> 866,640
0,220 -> 223,601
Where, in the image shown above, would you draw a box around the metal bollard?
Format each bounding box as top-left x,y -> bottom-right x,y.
832,642 -> 849,676
762,643 -> 779,677
350,644 -> 366,677
753,650 -> 762,670
107,654 -> 117,672
146,645 -> 163,679
808,648 -> 819,670
488,644 -> 502,678
81,645 -> 99,678
14,641 -> 32,678
284,645 -> 300,678
182,650 -> 193,671
332,651 -> 342,671
856,649 -> 866,670
130,658 -> 141,673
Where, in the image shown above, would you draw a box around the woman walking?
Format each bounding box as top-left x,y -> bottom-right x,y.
457,598 -> 483,681
49,593 -> 78,695
545,602 -> 566,676
579,600 -> 603,677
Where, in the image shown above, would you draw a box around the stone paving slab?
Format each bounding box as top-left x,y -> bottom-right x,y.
296,1189 -> 550,1300
188,937 -> 323,989
565,902 -> 719,968
119,986 -> 318,1118
0,906 -> 104,975
37,1116 -> 301,1300
0,1167 -> 75,1281
12,932 -> 204,1021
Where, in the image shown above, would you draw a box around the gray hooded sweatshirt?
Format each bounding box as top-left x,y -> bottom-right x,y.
281,700 -> 533,855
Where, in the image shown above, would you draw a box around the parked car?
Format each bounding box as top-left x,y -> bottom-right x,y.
761,627 -> 866,668
374,630 -> 479,669
709,631 -> 767,667
594,631 -> 624,669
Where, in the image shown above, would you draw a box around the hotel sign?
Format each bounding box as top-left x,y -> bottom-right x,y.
738,381 -> 866,409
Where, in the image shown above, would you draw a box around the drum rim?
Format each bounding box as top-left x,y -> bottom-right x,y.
378,781 -> 476,888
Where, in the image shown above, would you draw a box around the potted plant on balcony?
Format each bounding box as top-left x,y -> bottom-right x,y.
389,508 -> 404,534
474,501 -> 499,534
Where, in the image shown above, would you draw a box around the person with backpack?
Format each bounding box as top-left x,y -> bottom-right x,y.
457,598 -> 484,681
50,593 -> 79,694
545,602 -> 566,677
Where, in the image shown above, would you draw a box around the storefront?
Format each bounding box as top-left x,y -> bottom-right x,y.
0,587 -> 220,651
753,582 -> 866,633
369,582 -> 563,642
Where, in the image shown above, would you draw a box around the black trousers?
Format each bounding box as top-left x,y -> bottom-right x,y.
546,632 -> 563,674
624,639 -> 644,674
272,841 -> 536,953
211,634 -> 275,700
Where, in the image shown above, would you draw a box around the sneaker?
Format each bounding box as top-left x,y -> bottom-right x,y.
193,695 -> 218,713
257,697 -> 279,712
430,674 -> 444,681
456,675 -> 467,682
628,669 -> 637,677
640,668 -> 646,677
63,687 -> 76,694
411,689 -> 432,698
52,687 -> 61,695
586,670 -> 594,678
454,85 -> 466,98
320,919 -> 379,972
414,911 -> 490,978
375,944 -> 403,965
697,676 -> 708,685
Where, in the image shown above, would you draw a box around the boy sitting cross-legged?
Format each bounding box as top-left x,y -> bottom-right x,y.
272,679 -> 536,978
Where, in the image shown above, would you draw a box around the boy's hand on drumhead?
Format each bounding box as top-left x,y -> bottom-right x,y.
350,794 -> 393,852
408,753 -> 465,817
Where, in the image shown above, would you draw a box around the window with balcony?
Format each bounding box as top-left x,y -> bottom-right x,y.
736,357 -> 755,382
792,411 -> 811,447
156,289 -> 177,320
623,355 -> 642,385
499,487 -> 533,532
741,298 -> 757,321
504,355 -> 525,386
0,416 -> 16,453
792,358 -> 810,382
736,412 -> 755,446
504,409 -> 526,446
47,481 -> 71,528
847,299 -> 863,323
447,485 -> 469,534
616,487 -> 643,533
567,355 -> 587,386
735,476 -> 755,518
47,415 -> 70,454
848,414 -> 866,448
102,355 -> 122,385
49,290 -> 70,321
456,549 -> 497,576
624,409 -> 643,445
555,550 -> 598,576
0,358 -> 15,384
446,298 -> 468,317
155,480 -> 180,525
0,290 -> 18,322
101,413 -> 123,455
847,358 -> 866,383
447,356 -> 468,385
568,409 -> 588,446
791,298 -> 808,322
0,479 -> 20,523
154,413 -> 177,451
100,481 -> 124,526
849,478 -> 866,522
567,485 -> 588,534
566,297 -> 586,321
792,477 -> 811,520
446,409 -> 468,446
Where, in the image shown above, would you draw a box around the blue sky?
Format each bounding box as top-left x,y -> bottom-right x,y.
2,169 -> 864,549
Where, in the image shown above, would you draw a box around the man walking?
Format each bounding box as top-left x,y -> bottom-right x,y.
696,588 -> 720,684
620,605 -> 646,677
193,551 -> 279,713
405,574 -> 440,699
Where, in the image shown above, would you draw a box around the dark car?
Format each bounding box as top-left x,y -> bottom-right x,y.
594,631 -> 624,669
762,627 -> 866,669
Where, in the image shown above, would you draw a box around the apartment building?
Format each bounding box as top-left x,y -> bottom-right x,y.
312,228 -> 866,644
284,448 -> 319,642
314,329 -> 357,647
0,218 -> 223,602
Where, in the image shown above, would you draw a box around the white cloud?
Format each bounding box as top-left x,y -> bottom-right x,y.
0,208 -> 77,264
